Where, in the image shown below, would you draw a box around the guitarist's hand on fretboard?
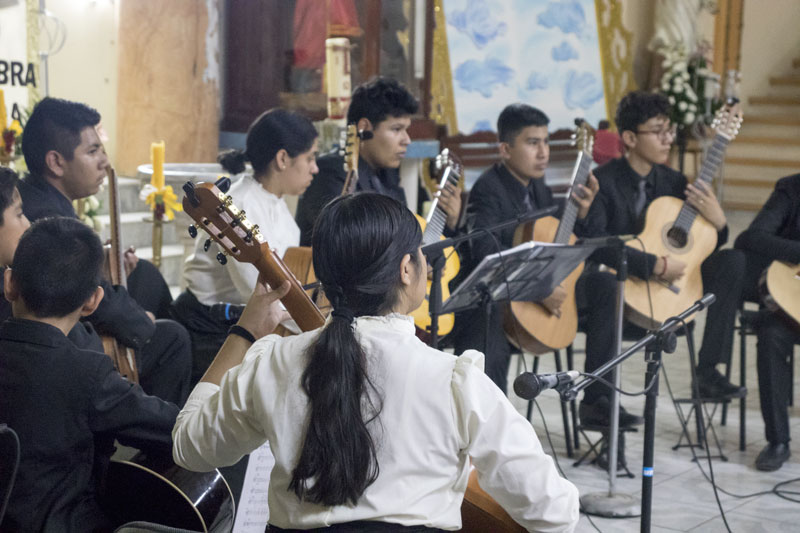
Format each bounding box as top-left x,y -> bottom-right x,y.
572,171 -> 599,220
685,181 -> 726,231
437,183 -> 463,231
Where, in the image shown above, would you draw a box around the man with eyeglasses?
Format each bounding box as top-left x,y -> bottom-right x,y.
574,91 -> 746,433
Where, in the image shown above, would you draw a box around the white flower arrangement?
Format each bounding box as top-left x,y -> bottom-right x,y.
656,45 -> 714,128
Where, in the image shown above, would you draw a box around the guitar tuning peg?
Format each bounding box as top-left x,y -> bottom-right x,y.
216,252 -> 228,265
188,225 -> 198,238
203,238 -> 212,252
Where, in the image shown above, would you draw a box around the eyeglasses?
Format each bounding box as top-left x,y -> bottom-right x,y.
636,124 -> 677,141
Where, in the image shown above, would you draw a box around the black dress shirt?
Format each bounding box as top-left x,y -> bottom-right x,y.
0,318 -> 178,533
17,174 -> 155,349
294,151 -> 407,246
576,157 -> 729,280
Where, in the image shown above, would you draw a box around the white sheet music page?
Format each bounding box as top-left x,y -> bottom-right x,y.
232,442 -> 275,533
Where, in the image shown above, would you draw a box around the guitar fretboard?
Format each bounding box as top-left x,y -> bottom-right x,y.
422,166 -> 459,246
672,135 -> 730,234
554,151 -> 593,244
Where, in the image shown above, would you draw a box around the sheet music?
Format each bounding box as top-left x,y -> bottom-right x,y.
232,443 -> 275,533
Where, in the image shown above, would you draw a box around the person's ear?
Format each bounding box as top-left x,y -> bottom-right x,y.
621,130 -> 637,152
357,118 -> 373,136
44,150 -> 67,178
80,286 -> 105,317
275,148 -> 289,171
4,268 -> 19,303
399,253 -> 414,287
498,141 -> 512,161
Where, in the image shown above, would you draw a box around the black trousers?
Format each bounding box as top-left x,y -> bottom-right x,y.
170,289 -> 232,385
578,248 -> 746,404
757,310 -> 800,444
268,522 -> 446,532
127,259 -> 174,320
453,302 -> 512,394
137,319 -> 192,407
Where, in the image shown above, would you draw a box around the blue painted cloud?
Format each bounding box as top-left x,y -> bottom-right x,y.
526,72 -> 549,91
552,41 -> 578,62
449,0 -> 507,49
472,120 -> 493,132
563,70 -> 604,110
455,57 -> 514,98
537,0 -> 585,36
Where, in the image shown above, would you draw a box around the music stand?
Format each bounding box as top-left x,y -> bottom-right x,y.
442,241 -> 599,356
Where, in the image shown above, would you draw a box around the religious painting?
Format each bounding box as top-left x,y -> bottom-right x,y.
445,0 -> 606,133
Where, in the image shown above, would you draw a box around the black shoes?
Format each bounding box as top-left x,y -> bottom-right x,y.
579,396 -> 644,429
755,442 -> 791,472
695,368 -> 747,400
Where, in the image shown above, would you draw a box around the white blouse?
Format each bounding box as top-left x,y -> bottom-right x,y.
182,174 -> 301,306
172,314 -> 579,532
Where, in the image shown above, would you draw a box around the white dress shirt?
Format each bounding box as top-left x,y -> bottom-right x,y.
173,314 -> 579,532
182,175 -> 301,305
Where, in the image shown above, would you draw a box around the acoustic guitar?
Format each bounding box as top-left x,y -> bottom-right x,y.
101,164 -> 139,383
410,149 -> 462,336
760,260 -> 800,327
624,102 -> 742,329
502,121 -> 594,354
183,181 -> 326,332
101,451 -> 235,532
459,468 -> 525,533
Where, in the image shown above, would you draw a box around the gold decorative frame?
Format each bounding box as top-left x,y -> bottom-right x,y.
429,0 -> 457,135
595,0 -> 636,129
26,0 -> 40,104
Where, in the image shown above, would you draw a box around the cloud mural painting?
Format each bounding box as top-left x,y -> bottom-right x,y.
552,41 -> 578,62
537,0 -> 586,36
449,0 -> 508,49
563,70 -> 604,110
454,57 -> 515,98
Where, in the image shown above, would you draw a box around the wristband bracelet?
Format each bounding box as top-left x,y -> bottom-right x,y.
659,256 -> 668,277
228,324 -> 256,344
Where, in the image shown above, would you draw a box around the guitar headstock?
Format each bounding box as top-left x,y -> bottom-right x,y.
433,148 -> 463,188
711,100 -> 744,141
339,124 -> 360,195
182,182 -> 266,265
573,118 -> 595,156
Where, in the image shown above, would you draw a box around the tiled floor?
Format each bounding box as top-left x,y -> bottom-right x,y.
506,210 -> 800,532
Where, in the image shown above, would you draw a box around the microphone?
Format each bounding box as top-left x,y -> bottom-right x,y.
513,370 -> 580,400
209,302 -> 246,324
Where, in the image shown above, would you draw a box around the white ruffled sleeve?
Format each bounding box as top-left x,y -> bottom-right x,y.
451,350 -> 579,533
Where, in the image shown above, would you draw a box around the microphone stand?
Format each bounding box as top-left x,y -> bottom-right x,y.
422,205 -> 557,349
561,294 -> 716,531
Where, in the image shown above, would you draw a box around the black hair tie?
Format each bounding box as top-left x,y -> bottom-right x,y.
331,307 -> 355,324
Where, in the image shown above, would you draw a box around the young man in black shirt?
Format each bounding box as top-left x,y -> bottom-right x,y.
295,76 -> 461,245
735,174 -> 800,471
453,104 -> 598,392
0,217 -> 178,532
17,97 -> 191,405
576,91 -> 746,427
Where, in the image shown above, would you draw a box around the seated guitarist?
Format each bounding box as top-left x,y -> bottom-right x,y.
294,76 -> 462,245
173,193 -> 579,532
174,108 -> 319,384
575,91 -> 746,429
452,104 -> 598,393
17,97 -> 191,406
734,173 -> 800,471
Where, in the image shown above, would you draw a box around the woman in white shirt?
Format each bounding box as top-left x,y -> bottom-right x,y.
172,193 -> 579,532
173,108 -> 319,384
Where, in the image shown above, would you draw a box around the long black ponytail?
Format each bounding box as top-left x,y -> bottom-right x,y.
288,193 -> 422,506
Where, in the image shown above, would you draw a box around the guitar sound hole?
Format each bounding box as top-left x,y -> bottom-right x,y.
666,226 -> 687,249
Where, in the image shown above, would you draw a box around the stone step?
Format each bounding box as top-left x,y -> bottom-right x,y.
755,81 -> 800,98
95,176 -> 145,216
725,156 -> 800,169
726,141 -> 800,160
736,135 -> 800,146
721,186 -> 773,211
749,95 -> 800,106
793,58 -> 800,69
770,75 -> 800,86
734,121 -> 800,138
96,211 -> 180,250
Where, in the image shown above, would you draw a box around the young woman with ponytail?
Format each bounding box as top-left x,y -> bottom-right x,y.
172,193 -> 579,532
173,108 -> 319,383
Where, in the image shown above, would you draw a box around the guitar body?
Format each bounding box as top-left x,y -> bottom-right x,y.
459,468 -> 525,533
411,214 -> 459,336
101,452 -> 235,532
503,216 -> 583,353
624,196 -> 718,329
761,260 -> 800,327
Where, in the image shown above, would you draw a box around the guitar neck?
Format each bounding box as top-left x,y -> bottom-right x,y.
422,166 -> 458,246
673,134 -> 730,232
106,166 -> 127,288
341,168 -> 358,196
554,151 -> 592,244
